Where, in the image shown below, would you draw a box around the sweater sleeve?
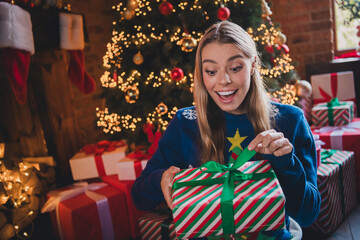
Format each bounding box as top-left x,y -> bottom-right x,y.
131,114 -> 187,211
264,114 -> 321,227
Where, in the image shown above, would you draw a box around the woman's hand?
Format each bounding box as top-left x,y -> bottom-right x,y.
161,166 -> 180,210
248,129 -> 292,157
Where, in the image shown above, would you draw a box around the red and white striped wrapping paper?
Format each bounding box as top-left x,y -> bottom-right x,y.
171,160 -> 285,239
139,212 -> 177,240
308,149 -> 358,235
311,101 -> 354,127
312,118 -> 360,194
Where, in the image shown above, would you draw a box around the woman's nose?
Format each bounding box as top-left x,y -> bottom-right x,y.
219,72 -> 231,85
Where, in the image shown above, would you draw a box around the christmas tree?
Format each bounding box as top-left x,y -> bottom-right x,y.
96,0 -> 299,144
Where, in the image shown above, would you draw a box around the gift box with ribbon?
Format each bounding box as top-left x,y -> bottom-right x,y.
171,147 -> 285,239
101,174 -> 147,238
312,118 -> 360,194
116,149 -> 151,181
138,212 -> 177,240
311,98 -> 354,127
70,140 -> 128,180
313,134 -> 325,168
41,182 -> 132,240
311,71 -> 356,106
308,149 -> 358,235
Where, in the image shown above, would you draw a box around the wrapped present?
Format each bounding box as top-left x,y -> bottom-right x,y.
116,150 -> 151,181
171,147 -> 285,239
311,98 -> 354,127
41,182 -> 132,240
312,118 -> 360,194
313,134 -> 325,168
102,175 -> 146,238
139,212 -> 177,240
308,149 -> 358,235
70,140 -> 128,180
311,71 -> 356,105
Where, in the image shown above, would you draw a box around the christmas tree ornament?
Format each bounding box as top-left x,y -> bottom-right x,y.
133,51 -> 144,65
179,34 -> 197,52
159,1 -> 173,16
275,32 -> 287,45
217,6 -> 230,21
280,44 -> 290,53
125,86 -> 139,104
123,9 -> 135,20
170,67 -> 184,81
113,70 -> 118,82
127,0 -> 138,10
264,44 -> 274,53
156,102 -> 168,115
295,80 -> 312,98
261,0 -> 272,18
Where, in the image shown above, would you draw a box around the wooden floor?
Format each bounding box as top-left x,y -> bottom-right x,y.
303,204 -> 360,240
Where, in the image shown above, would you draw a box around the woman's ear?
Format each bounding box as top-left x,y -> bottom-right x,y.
251,57 -> 257,75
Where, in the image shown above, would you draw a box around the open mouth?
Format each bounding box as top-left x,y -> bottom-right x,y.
216,90 -> 238,101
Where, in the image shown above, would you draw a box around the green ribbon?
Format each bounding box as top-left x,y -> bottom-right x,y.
173,147 -> 276,235
207,231 -> 277,240
320,149 -> 346,219
326,98 -> 346,126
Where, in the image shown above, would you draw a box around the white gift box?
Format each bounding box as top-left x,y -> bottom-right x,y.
70,143 -> 128,181
116,156 -> 148,181
311,71 -> 356,105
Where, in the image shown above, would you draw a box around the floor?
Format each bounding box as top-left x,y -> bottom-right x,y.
303,204 -> 360,240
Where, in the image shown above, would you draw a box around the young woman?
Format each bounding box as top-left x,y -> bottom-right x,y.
131,21 -> 320,240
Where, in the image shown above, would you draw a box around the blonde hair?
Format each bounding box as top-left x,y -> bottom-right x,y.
194,21 -> 276,164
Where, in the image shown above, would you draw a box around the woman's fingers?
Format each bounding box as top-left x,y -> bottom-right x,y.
249,130 -> 292,157
161,166 -> 180,209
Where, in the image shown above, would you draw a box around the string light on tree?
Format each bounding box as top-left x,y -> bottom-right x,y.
270,84 -> 298,105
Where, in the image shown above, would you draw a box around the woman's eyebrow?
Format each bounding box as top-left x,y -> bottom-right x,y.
202,54 -> 244,64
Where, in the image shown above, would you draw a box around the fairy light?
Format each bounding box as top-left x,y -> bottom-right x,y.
269,84 -> 298,105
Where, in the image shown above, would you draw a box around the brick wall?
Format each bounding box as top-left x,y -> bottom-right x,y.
270,0 -> 334,79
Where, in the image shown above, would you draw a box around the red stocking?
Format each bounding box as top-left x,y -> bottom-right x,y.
3,48 -> 30,104
68,50 -> 96,94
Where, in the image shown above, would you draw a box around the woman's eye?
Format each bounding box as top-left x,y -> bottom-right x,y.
230,66 -> 242,72
205,70 -> 216,76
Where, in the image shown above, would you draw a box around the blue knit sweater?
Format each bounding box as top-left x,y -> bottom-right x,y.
131,102 -> 321,239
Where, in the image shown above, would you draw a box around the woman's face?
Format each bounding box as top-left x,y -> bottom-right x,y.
201,42 -> 253,115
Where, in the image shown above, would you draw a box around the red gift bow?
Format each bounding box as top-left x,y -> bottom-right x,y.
316,73 -> 338,103
127,148 -> 152,178
80,140 -> 125,177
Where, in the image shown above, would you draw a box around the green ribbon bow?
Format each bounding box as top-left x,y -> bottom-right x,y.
173,147 -> 275,235
320,149 -> 346,218
326,98 -> 347,126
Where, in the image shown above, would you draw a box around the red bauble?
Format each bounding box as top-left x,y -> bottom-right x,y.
113,70 -> 117,82
159,2 -> 173,16
264,44 -> 274,53
170,68 -> 184,81
217,7 -> 230,21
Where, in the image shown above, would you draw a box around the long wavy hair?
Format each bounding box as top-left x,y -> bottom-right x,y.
194,21 -> 276,164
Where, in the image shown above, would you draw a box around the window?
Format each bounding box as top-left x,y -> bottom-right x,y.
333,0 -> 359,54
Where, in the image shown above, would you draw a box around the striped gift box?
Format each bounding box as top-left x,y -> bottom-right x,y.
139,212 -> 177,240
171,148 -> 285,239
308,149 -> 358,235
311,100 -> 354,127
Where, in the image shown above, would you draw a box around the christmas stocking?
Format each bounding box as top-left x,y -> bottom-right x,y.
59,12 -> 95,94
0,2 -> 35,104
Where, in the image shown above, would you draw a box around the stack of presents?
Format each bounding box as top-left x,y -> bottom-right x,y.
41,70 -> 359,240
